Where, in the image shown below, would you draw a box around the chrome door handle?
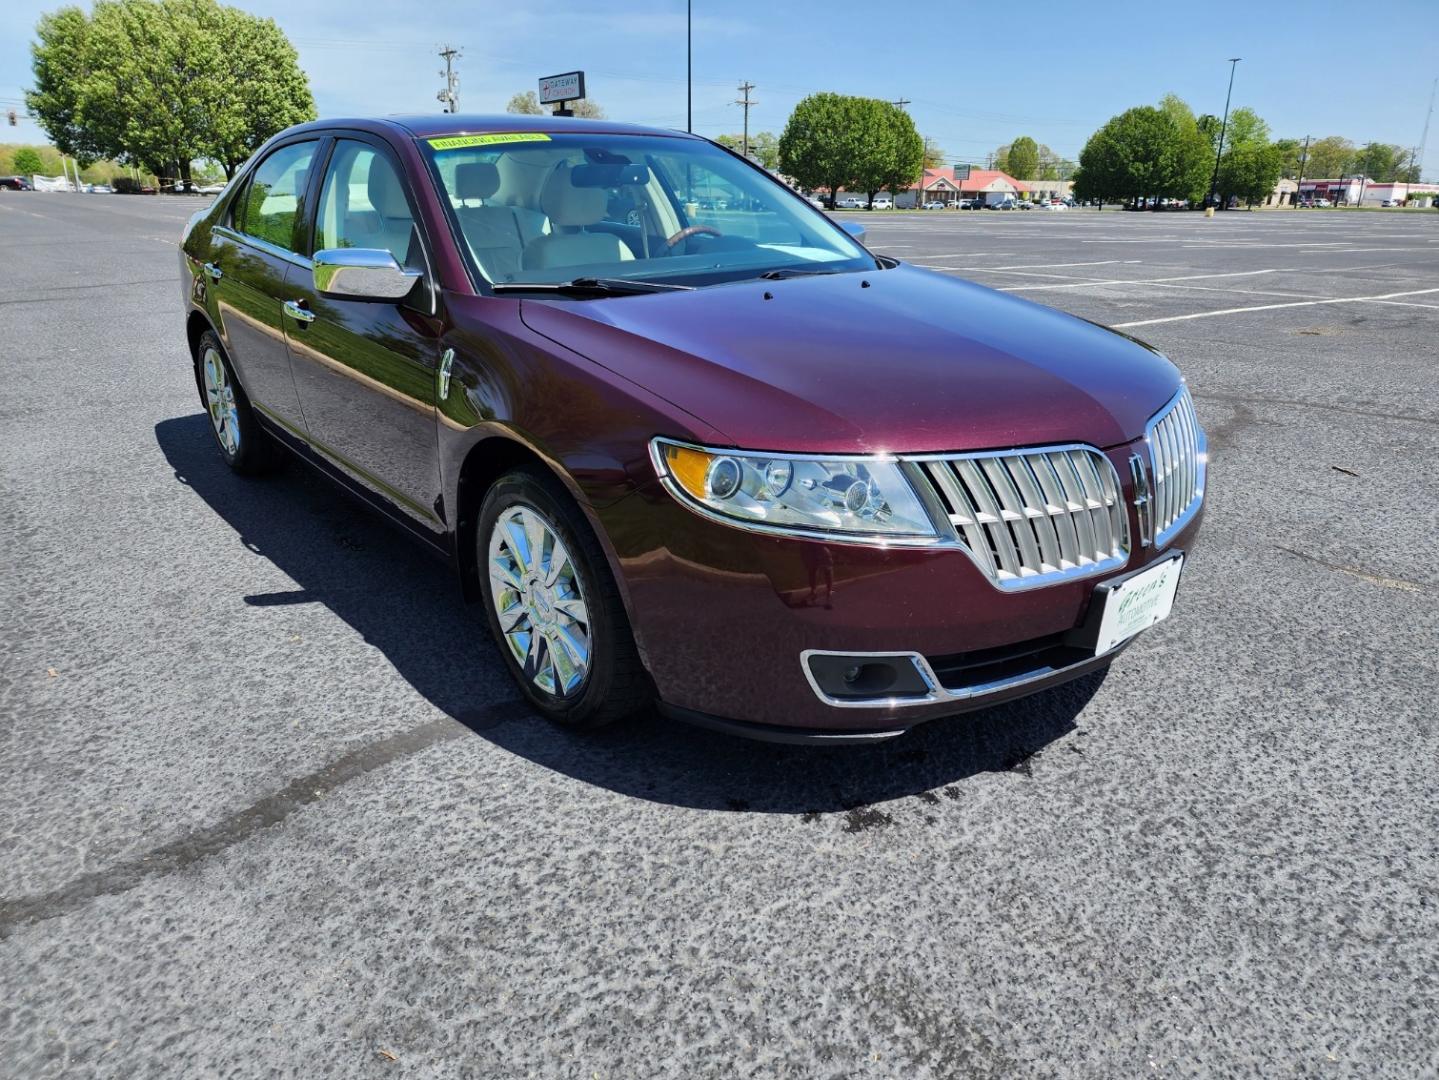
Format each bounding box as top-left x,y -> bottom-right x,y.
203,262 -> 222,281
282,299 -> 315,324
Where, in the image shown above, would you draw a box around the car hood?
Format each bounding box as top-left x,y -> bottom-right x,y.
518,263 -> 1180,454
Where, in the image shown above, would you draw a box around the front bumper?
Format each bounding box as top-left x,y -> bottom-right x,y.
600,444 -> 1204,739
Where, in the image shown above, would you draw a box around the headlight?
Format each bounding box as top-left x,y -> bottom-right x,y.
649,438 -> 940,542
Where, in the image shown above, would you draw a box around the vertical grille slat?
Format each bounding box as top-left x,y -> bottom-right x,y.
918,444 -> 1130,591
1146,387 -> 1206,548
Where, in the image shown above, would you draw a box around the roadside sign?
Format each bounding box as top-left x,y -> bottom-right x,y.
954,163 -> 972,181
539,71 -> 585,104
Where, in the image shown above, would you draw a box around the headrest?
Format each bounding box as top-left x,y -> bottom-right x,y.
540,164 -> 607,227
368,163 -> 410,219
455,161 -> 500,200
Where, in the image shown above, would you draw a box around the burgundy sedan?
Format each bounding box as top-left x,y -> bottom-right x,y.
177,115 -> 1205,744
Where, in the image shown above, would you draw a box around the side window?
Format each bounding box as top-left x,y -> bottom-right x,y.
315,140 -> 419,269
234,141 -> 316,252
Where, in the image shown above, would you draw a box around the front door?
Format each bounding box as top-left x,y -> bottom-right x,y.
209,138 -> 320,434
283,136 -> 445,538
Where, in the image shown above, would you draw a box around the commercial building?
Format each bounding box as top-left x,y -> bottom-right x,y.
1296,178 -> 1439,206
893,167 -> 1073,208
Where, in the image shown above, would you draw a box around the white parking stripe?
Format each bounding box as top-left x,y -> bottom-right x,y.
1112,287 -> 1439,328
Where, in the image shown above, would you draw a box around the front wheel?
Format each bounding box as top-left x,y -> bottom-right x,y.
478,468 -> 651,728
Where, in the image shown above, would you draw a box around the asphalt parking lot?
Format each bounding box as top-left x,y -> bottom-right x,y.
2,194 -> 1437,1079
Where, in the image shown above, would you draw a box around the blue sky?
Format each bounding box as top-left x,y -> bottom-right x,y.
3,1 -> 1437,177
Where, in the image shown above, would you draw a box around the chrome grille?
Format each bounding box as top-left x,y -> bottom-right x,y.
916,445 -> 1129,590
1146,387 -> 1205,547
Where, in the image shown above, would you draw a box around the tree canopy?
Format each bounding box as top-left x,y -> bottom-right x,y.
507,90 -> 604,119
714,131 -> 780,170
778,93 -> 923,208
1304,136 -> 1355,179
12,147 -> 43,174
27,0 -> 315,183
1072,98 -> 1210,205
1005,136 -> 1040,180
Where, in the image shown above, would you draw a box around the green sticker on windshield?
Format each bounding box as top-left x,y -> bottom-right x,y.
427,133 -> 552,150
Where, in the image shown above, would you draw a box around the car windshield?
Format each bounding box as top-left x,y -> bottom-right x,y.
422,131 -> 877,292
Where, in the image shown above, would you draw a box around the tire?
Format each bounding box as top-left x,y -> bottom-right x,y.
194,329 -> 283,475
477,466 -> 651,729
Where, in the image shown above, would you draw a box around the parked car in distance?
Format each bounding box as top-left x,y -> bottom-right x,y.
1314,198 -> 1332,207
1381,198 -> 1400,207
989,197 -> 1016,210
1041,200 -> 1068,211
922,200 -> 946,210
195,183 -> 227,195
805,194 -> 826,210
870,196 -> 894,210
178,114 -> 1205,743
0,175 -> 33,191
835,195 -> 865,209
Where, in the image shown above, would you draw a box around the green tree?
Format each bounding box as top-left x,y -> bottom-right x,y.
508,90 -> 603,118
1005,135 -> 1040,180
1072,100 -> 1210,207
196,4 -> 315,178
12,147 -> 43,174
779,93 -> 866,208
27,0 -> 315,186
921,137 -> 945,170
1218,141 -> 1284,206
1305,136 -> 1355,179
1222,107 -> 1270,150
750,131 -> 779,170
847,98 -> 902,207
1272,137 -> 1303,178
877,104 -> 924,206
1355,141 -> 1404,181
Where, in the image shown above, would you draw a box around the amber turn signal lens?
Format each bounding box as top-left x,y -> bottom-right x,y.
663,444 -> 713,499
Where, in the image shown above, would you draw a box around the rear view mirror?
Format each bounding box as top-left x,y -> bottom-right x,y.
839,220 -> 867,244
571,163 -> 651,188
313,248 -> 422,301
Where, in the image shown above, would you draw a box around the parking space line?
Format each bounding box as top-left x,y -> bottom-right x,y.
1112,287 -> 1439,328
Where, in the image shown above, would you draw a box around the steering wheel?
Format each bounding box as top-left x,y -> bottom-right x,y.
666,224 -> 723,248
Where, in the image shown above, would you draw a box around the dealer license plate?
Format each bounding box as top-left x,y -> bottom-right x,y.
1093,556 -> 1184,656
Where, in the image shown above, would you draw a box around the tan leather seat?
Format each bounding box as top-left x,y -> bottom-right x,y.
453,162 -> 528,282
523,164 -> 634,271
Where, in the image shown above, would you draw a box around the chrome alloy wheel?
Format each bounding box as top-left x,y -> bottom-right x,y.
201,345 -> 240,455
487,505 -> 592,696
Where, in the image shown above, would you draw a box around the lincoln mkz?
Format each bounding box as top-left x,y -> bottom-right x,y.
178,115 -> 1205,743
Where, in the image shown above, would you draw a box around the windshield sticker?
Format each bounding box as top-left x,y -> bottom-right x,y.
427,133 -> 552,150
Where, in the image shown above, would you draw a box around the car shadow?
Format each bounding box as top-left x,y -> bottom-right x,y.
157,414 -> 1104,814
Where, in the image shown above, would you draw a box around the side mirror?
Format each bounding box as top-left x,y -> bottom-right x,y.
839,220 -> 867,244
313,248 -> 422,301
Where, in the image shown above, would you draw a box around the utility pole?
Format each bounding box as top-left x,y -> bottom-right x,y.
734,81 -> 756,158
892,97 -> 911,111
686,0 -> 692,133
1208,57 -> 1241,209
1296,134 -> 1310,206
437,45 -> 462,114
1418,76 -> 1437,184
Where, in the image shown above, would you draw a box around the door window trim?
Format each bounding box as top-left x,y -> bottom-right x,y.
219,134 -> 330,270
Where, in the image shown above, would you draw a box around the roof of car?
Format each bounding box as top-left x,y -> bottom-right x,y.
375,114 -> 702,140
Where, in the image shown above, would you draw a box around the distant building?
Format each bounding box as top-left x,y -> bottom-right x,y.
892,167 -> 1072,208
1297,178 -> 1439,206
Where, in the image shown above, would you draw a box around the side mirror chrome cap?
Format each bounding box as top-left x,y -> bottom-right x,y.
313,248 -> 422,301
839,220 -> 866,244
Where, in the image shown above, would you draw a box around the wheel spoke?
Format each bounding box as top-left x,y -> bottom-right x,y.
524,512 -> 546,579
497,602 -> 527,633
505,516 -> 532,573
489,557 -> 522,591
554,596 -> 587,625
544,547 -> 571,588
552,624 -> 589,670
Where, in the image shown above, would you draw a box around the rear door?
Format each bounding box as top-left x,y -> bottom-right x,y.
282,134 -> 445,539
208,138 -> 322,434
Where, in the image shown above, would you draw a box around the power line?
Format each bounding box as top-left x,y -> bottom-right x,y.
437,45 -> 461,114
734,81 -> 756,158
892,97 -> 911,111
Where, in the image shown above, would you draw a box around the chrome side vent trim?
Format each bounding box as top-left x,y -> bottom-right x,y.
1145,387 -> 1206,548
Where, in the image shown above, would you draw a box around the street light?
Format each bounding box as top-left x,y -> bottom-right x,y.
1208,57 -> 1241,209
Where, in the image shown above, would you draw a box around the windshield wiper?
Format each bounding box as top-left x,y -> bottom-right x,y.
490,277 -> 693,297
756,267 -> 844,280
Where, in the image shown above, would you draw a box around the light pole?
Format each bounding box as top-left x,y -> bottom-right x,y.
1208,57 -> 1241,209
686,0 -> 692,133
